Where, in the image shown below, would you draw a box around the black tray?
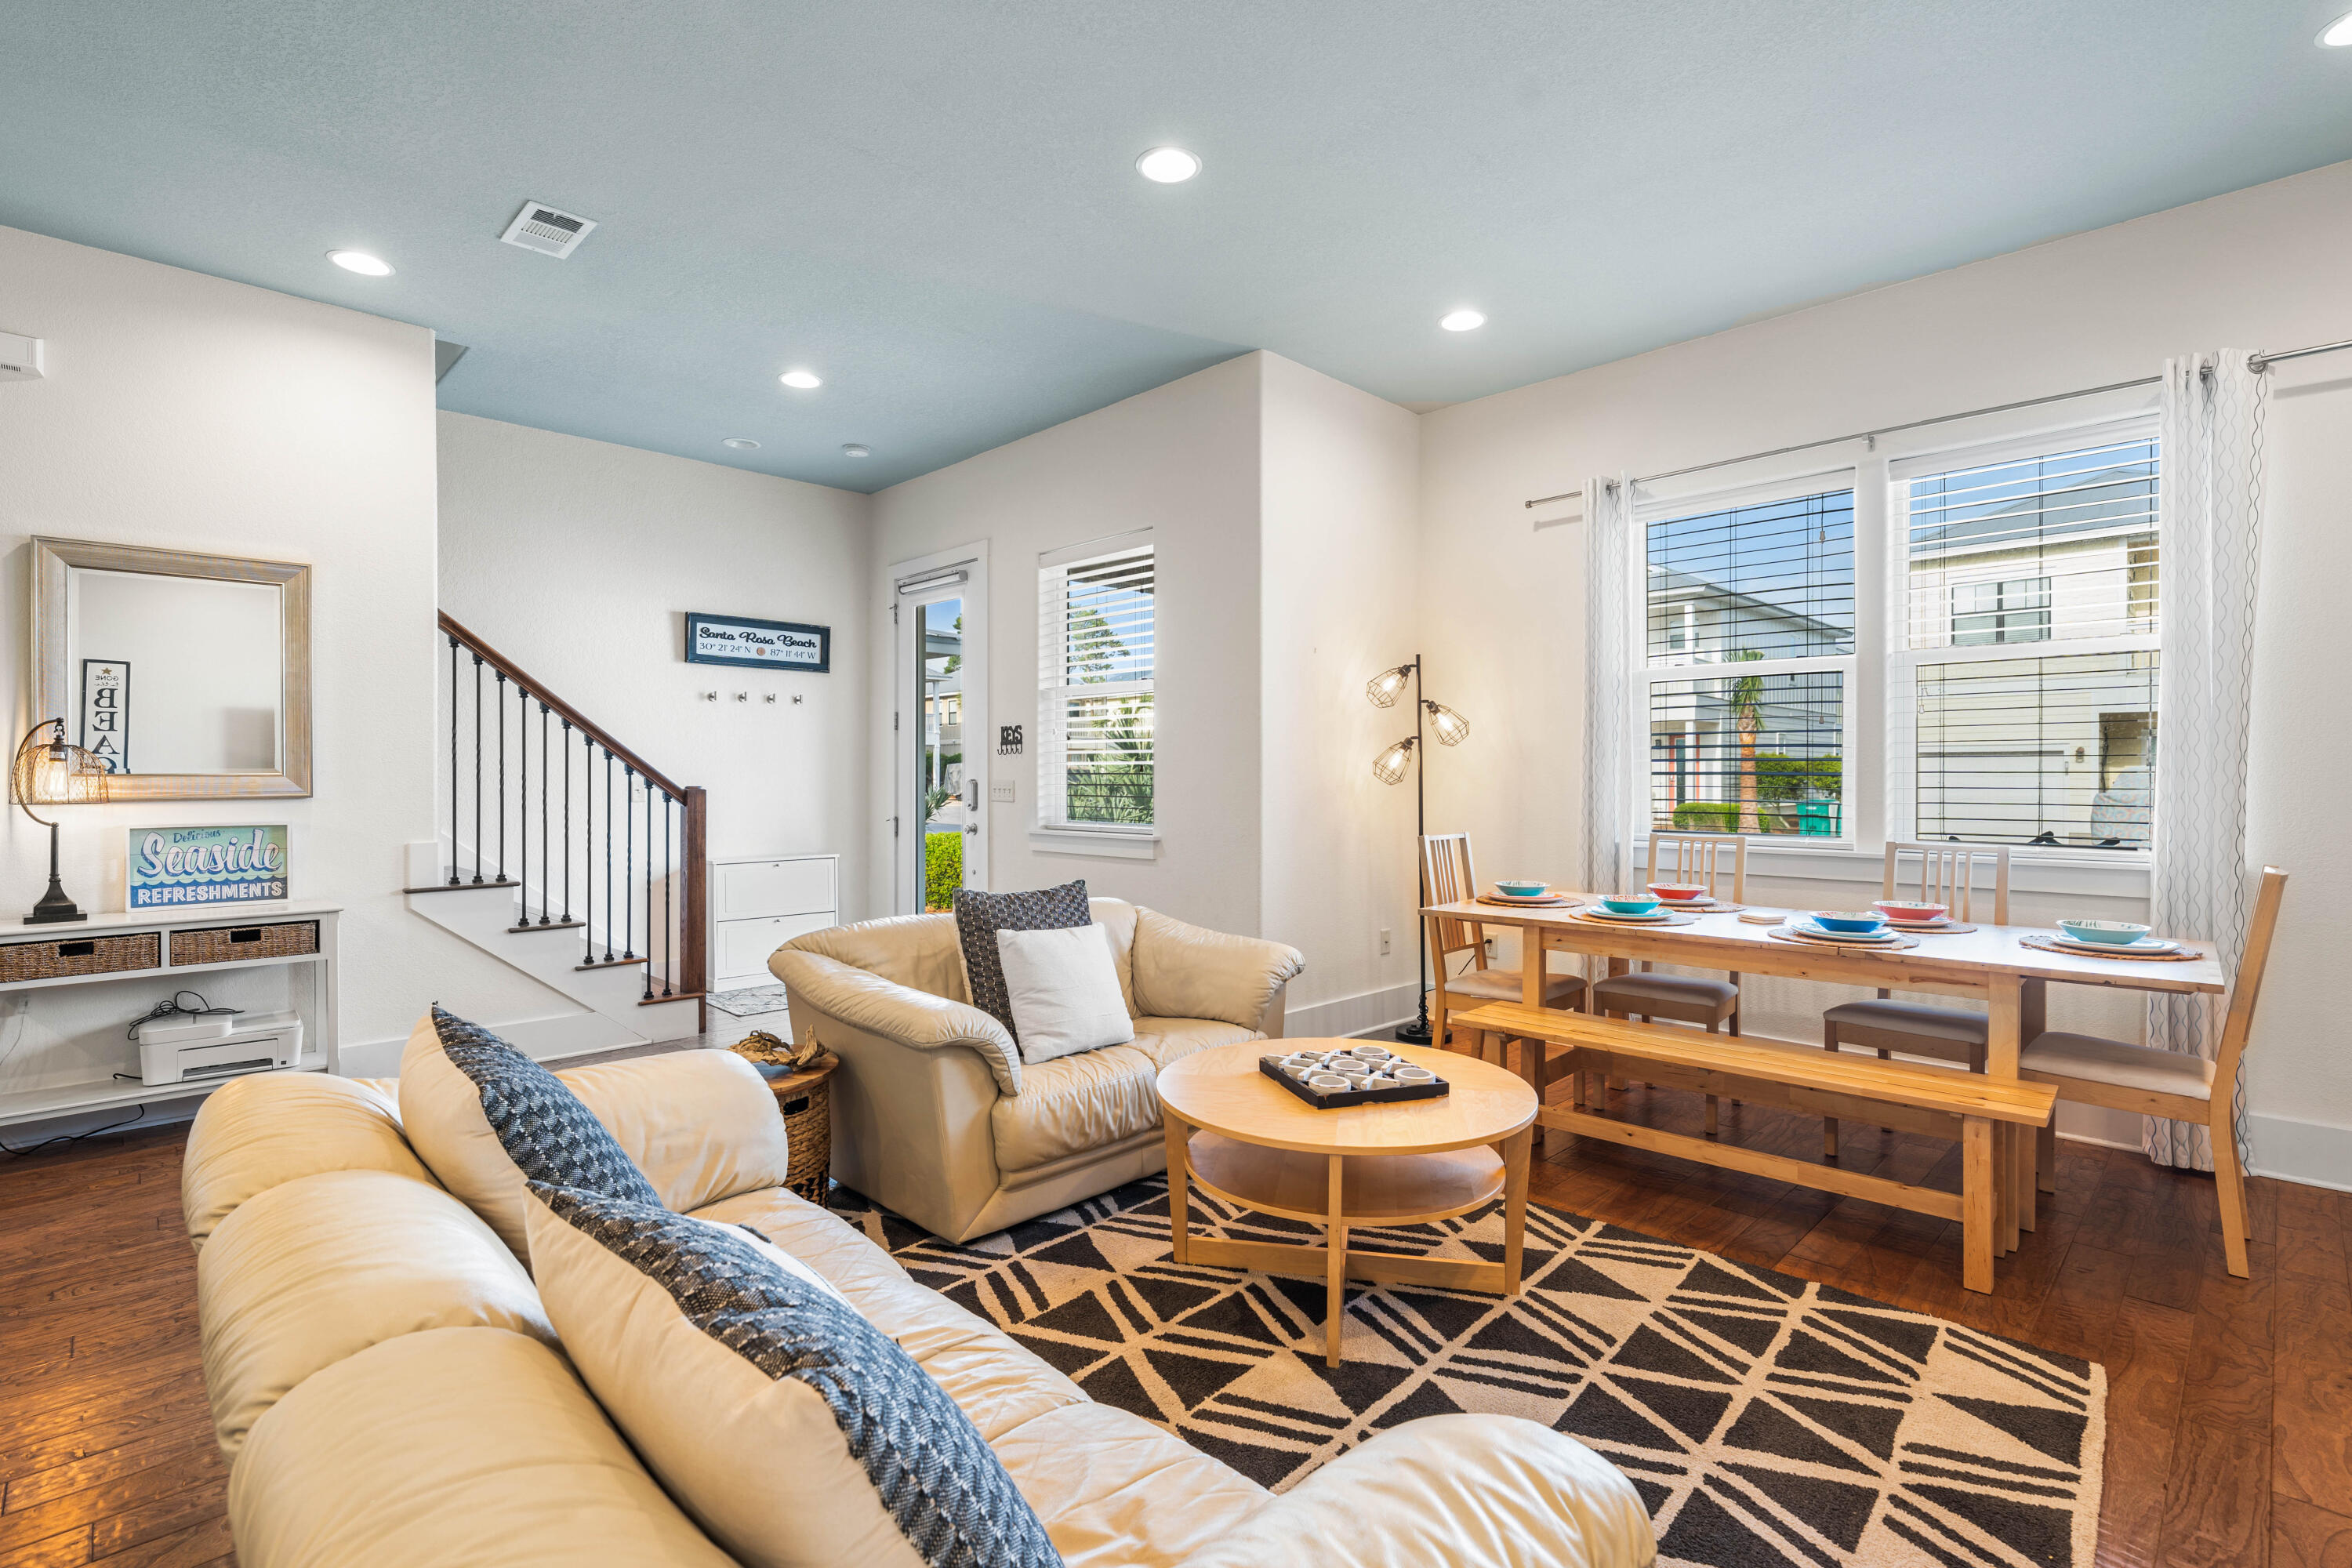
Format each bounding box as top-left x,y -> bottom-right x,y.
1261,1058 -> 1450,1109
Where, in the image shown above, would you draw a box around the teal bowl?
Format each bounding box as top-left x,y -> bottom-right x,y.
1496,880 -> 1548,898
1601,894 -> 1661,915
2058,918 -> 2151,946
1809,910 -> 1887,935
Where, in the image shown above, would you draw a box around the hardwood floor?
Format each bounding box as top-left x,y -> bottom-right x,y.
1,1067 -> 2344,1566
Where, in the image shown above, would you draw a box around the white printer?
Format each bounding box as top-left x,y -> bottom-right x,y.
134,1008 -> 304,1087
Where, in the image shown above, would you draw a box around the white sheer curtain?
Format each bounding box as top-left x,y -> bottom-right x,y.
2146,350 -> 2268,1171
1581,476 -> 1635,902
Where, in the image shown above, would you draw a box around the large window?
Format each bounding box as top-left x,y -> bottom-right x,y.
1631,419 -> 2161,858
1037,533 -> 1154,830
1899,434 -> 2161,848
1643,487 -> 1854,839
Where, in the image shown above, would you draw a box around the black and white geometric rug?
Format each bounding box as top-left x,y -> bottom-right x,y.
837,1178 -> 2106,1568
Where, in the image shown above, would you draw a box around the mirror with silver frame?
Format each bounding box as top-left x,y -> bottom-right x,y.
31,538 -> 311,800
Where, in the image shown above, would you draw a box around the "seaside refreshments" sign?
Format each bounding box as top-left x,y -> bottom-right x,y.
126,826 -> 289,909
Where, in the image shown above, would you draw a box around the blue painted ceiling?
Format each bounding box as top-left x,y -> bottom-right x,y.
5,2 -> 2350,491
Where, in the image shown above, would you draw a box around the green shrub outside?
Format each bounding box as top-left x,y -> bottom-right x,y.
924,831 -> 962,912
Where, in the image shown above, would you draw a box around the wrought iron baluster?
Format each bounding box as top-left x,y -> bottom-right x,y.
562,721 -> 575,924
495,673 -> 508,884
539,703 -> 552,924
514,680 -> 524,913
622,768 -> 637,962
447,636 -> 461,884
471,654 -> 485,884
603,747 -> 615,962
662,793 -> 674,996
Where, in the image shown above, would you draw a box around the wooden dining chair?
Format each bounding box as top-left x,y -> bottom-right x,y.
1820,842 -> 2011,1158
1590,833 -> 1746,1132
1422,833 -> 1585,1054
2020,866 -> 2286,1278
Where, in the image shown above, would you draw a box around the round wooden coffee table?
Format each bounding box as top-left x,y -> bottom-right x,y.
1156,1040 -> 1539,1367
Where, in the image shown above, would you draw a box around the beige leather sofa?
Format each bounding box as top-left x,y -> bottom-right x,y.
770,898 -> 1305,1242
182,1051 -> 1656,1567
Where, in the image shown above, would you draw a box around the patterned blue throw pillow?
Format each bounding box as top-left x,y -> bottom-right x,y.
953,880 -> 1090,1042
523,1180 -> 1062,1568
428,1006 -> 662,1206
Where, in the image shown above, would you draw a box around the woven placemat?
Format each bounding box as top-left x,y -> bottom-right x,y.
1882,920 -> 1978,934
2019,931 -> 2205,962
1475,894 -> 1574,907
1651,898 -> 1746,913
1568,907 -> 1703,927
1766,925 -> 1921,951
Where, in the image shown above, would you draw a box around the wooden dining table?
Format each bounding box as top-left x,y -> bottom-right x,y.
1423,895 -> 2226,1253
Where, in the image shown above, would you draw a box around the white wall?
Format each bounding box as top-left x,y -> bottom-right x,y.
436,413 -> 873,925
868,354 -> 1264,938
1258,354 -> 1423,1036
1416,158 -> 2352,1185
0,223 -> 539,1107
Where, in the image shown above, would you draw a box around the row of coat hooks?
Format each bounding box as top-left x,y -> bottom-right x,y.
698,691 -> 804,705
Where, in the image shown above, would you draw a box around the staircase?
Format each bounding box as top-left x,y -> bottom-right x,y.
406,612 -> 706,1057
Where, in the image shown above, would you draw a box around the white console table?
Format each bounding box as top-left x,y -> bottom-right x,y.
710,854 -> 837,991
0,900 -> 340,1129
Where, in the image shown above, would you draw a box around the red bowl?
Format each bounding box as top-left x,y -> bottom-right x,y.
1647,883 -> 1709,902
1873,898 -> 1947,922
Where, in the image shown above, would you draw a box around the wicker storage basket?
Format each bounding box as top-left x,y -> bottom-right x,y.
731,1043 -> 837,1206
0,931 -> 162,983
169,920 -> 319,967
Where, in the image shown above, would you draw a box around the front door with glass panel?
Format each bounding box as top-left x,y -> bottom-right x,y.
893,550 -> 986,914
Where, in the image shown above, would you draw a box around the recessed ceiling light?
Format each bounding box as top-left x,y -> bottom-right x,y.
1135,147 -> 1201,183
779,368 -> 822,390
1439,309 -> 1486,332
722,437 -> 760,450
327,249 -> 393,277
841,443 -> 872,459
2322,9 -> 2352,44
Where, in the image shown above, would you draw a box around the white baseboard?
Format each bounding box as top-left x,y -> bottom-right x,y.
339,1009 -> 644,1077
1283,982 -> 1423,1042
2249,1112 -> 2352,1194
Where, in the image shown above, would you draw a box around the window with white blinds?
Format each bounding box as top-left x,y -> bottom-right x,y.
1641,484 -> 1856,840
1895,428 -> 2161,848
1037,533 -> 1154,830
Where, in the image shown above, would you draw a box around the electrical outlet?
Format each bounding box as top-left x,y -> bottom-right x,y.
989,781 -> 1015,804
1483,937 -> 1498,960
1379,928 -> 1392,955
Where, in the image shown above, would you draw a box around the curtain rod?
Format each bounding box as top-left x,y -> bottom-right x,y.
1523,335 -> 2352,510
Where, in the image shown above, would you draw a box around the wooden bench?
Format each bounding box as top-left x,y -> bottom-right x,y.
1450,1000 -> 2056,1294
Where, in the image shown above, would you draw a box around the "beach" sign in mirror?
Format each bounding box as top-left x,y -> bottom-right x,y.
126,826 -> 289,909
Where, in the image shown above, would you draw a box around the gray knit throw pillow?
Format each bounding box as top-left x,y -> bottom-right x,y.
531,1181 -> 1062,1568
953,880 -> 1090,1042
430,1005 -> 661,1207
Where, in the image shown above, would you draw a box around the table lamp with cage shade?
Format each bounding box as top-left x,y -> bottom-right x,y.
11,719 -> 112,924
1367,656 -> 1468,1043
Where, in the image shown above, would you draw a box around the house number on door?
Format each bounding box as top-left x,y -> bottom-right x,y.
997,724 -> 1023,756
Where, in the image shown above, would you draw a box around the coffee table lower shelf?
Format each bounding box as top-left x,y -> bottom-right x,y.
1164,1125 -> 1532,1367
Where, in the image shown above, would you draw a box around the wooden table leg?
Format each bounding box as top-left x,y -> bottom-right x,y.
1501,1126 -> 1532,1294
1604,957 -> 1630,1092
1163,1113 -> 1192,1265
1324,1153 -> 1347,1368
1986,977 -> 2023,1253
1429,913 -> 1454,1051
2021,978 -> 2053,1200
1962,1116 -> 1994,1293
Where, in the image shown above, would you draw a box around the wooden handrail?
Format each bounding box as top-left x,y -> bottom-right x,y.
438,612 -> 688,800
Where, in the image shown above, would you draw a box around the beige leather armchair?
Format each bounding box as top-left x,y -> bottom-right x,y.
770,898 -> 1303,1242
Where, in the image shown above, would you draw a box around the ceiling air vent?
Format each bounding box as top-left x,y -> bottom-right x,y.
499,201 -> 597,259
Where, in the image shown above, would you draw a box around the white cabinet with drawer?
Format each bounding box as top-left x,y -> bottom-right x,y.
710,853 -> 837,989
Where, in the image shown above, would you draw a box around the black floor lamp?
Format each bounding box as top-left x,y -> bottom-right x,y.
1367,656 -> 1468,1044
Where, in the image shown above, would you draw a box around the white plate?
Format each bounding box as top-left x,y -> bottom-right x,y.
2044,934 -> 2181,956
1789,920 -> 1902,943
1579,906 -> 1675,923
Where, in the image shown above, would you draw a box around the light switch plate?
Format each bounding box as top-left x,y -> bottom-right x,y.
989,781 -> 1015,803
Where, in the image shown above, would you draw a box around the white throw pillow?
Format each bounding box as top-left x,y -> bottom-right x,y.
996,923 -> 1135,1065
